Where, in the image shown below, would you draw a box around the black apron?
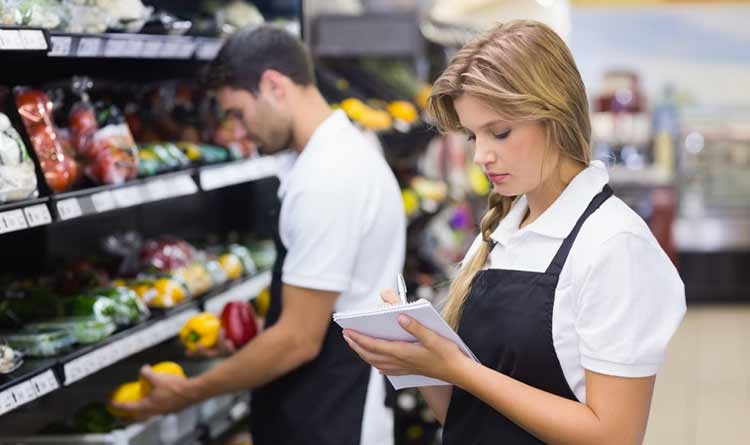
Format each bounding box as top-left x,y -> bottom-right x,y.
250,198 -> 372,445
443,185 -> 613,445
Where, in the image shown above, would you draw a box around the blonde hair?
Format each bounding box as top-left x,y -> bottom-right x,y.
427,20 -> 592,329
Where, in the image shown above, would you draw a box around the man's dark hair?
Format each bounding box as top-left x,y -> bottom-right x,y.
204,25 -> 316,93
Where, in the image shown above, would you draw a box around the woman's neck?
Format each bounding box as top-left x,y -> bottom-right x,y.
520,158 -> 586,229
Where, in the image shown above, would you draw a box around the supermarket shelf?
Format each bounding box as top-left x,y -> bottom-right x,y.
48,32 -> 223,61
51,169 -> 199,222
0,272 -> 271,418
198,156 -> 280,191
0,197 -> 53,235
312,13 -> 422,58
0,27 -> 224,61
607,165 -> 674,188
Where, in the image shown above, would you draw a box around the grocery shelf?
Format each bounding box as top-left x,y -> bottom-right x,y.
0,271 -> 271,418
0,197 -> 53,235
50,169 -> 199,222
198,155 -> 282,191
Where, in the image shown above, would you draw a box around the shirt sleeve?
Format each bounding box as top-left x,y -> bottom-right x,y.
575,232 -> 686,377
279,182 -> 363,293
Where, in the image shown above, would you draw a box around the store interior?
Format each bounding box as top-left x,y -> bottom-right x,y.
0,0 -> 748,444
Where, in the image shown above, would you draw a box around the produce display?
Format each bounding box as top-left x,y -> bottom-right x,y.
0,111 -> 38,203
0,343 -> 23,374
0,233 -> 274,360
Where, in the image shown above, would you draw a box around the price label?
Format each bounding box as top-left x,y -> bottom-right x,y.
91,191 -> 117,213
0,30 -> 24,50
144,179 -> 169,202
19,30 -> 47,50
124,39 -> 144,58
49,35 -> 73,56
24,204 -> 52,227
177,41 -> 196,59
142,40 -> 162,58
0,209 -> 28,234
113,186 -> 143,208
168,175 -> 198,197
0,389 -> 16,416
11,381 -> 36,406
159,41 -> 182,58
196,40 -> 223,60
57,198 -> 83,220
104,38 -> 128,57
32,370 -> 59,397
77,37 -> 102,57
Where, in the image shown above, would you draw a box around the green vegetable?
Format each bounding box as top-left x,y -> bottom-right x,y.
27,317 -> 116,344
73,402 -> 121,434
89,287 -> 149,325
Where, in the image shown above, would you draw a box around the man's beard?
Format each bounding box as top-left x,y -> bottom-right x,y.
257,127 -> 294,155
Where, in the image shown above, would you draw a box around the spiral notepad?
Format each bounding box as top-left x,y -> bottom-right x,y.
333,299 -> 478,390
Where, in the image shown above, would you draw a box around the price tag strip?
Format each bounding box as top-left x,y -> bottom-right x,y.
166,174 -> 198,198
200,157 -> 279,191
0,370 -> 61,416
48,35 -> 73,57
56,198 -> 83,220
205,272 -> 271,315
23,204 -> 52,227
112,186 -> 143,208
63,308 -> 199,385
91,190 -> 117,213
0,209 -> 28,234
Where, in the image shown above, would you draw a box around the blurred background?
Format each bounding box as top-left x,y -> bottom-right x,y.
0,0 -> 747,444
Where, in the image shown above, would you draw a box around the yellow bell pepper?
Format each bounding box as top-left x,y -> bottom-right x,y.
108,381 -> 142,419
179,313 -> 220,352
140,361 -> 186,396
218,254 -> 243,280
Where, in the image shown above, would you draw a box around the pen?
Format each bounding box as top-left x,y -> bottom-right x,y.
397,273 -> 408,305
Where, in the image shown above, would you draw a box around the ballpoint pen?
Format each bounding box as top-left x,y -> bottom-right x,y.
397,273 -> 408,305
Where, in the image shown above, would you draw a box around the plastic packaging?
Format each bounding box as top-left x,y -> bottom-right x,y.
27,316 -> 116,344
15,88 -> 80,193
4,328 -> 76,357
0,112 -> 38,203
0,343 -> 23,374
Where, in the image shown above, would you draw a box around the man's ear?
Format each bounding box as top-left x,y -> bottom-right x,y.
259,69 -> 288,102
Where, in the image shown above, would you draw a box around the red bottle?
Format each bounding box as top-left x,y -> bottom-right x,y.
221,301 -> 258,347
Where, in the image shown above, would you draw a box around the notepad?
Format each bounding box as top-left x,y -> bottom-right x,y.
333,299 -> 478,390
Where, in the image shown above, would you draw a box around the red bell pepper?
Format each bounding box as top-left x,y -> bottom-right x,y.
221,301 -> 258,347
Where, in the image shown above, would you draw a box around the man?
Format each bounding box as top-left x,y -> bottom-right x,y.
115,26 -> 405,445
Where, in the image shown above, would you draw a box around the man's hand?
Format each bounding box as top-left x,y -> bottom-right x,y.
109,365 -> 197,422
186,328 -> 236,359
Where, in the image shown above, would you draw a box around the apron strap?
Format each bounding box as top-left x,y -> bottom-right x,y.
545,185 -> 614,276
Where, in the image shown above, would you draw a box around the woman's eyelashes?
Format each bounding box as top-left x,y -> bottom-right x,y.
494,129 -> 511,140
466,133 -> 476,142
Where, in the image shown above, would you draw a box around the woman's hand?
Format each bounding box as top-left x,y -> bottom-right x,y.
343,290 -> 473,384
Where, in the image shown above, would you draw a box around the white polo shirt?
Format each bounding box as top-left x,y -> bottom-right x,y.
277,110 -> 405,445
463,160 -> 686,403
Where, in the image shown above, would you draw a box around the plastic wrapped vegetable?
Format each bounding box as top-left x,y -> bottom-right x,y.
27,317 -> 116,344
0,344 -> 23,374
128,276 -> 188,309
64,293 -> 120,322
140,236 -> 195,272
176,261 -> 214,296
15,88 -> 80,193
72,403 -> 121,434
69,81 -> 139,185
88,287 -> 150,325
0,112 -> 38,203
4,328 -> 76,357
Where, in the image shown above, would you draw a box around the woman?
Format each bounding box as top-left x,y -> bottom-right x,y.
343,20 -> 685,444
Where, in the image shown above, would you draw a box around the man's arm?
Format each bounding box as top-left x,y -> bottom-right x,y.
190,284 -> 337,396
115,284 -> 337,418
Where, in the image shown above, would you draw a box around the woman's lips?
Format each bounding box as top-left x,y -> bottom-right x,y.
487,173 -> 510,184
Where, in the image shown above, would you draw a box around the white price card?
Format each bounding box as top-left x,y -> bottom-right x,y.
0,30 -> 24,50
168,174 -> 198,197
104,38 -> 128,57
144,179 -> 169,202
113,186 -> 143,208
159,41 -> 181,58
177,41 -> 196,58
19,30 -> 47,50
24,204 -> 52,227
196,40 -> 223,60
49,35 -> 73,56
57,198 -> 83,220
31,370 -> 59,397
77,37 -> 102,57
11,381 -> 36,406
142,40 -> 162,58
124,39 -> 144,58
91,191 -> 117,213
0,209 -> 28,234
0,389 -> 16,416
